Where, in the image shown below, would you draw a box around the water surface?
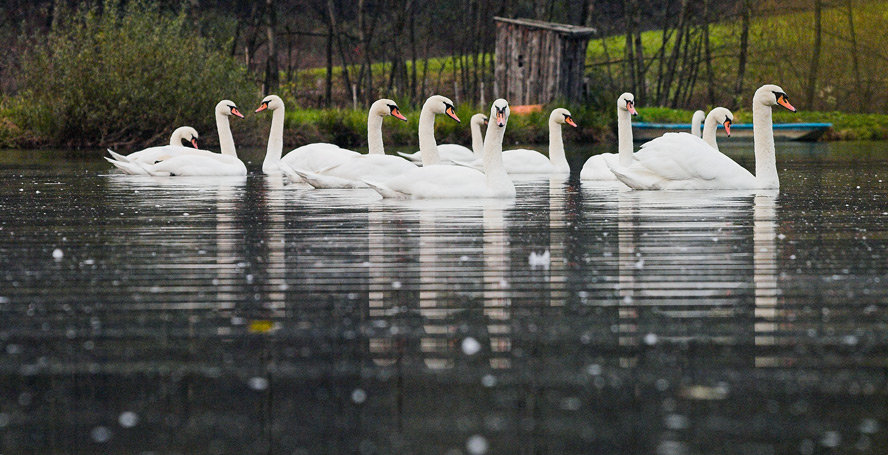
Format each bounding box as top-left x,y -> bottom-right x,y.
1,142 -> 887,454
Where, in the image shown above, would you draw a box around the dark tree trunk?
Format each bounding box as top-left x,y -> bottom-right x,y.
325,14 -> 333,107
847,0 -> 863,111
262,0 -> 278,95
702,0 -> 715,105
734,0 -> 751,107
805,0 -> 822,108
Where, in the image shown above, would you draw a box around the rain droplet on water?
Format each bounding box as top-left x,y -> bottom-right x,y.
91,426 -> 112,443
351,388 -> 367,404
466,435 -> 489,455
462,337 -> 481,355
118,411 -> 139,428
247,377 -> 269,391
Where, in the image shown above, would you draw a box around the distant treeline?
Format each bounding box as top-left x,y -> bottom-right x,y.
0,0 -> 884,148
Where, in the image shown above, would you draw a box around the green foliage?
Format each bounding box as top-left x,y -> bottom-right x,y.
586,1 -> 888,113
9,0 -> 256,147
274,101 -> 606,150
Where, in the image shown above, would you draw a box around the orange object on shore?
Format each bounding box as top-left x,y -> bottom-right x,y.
509,104 -> 544,115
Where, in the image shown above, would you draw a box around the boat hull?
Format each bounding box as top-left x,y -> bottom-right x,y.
632,122 -> 832,142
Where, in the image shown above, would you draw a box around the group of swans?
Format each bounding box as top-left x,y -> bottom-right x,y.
106,83 -> 795,193
581,84 -> 793,190
106,100 -> 246,176
596,84 -> 794,190
364,99 -> 516,199
280,95 -> 460,189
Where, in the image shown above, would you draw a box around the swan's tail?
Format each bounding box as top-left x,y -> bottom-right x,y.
451,159 -> 482,170
277,161 -> 306,184
293,168 -> 366,189
105,156 -> 149,175
396,151 -> 422,163
106,149 -> 131,163
606,160 -> 655,190
362,179 -> 407,199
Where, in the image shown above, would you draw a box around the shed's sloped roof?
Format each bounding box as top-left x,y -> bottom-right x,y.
493,17 -> 596,37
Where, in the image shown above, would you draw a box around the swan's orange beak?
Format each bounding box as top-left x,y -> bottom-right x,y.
565,116 -> 577,128
723,120 -> 732,137
495,111 -> 506,127
445,106 -> 461,123
627,101 -> 638,116
391,107 -> 407,122
231,107 -> 245,118
776,94 -> 796,112
255,102 -> 269,113
483,117 -> 489,125
191,138 -> 199,149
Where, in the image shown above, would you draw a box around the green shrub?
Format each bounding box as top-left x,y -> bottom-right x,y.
9,0 -> 257,147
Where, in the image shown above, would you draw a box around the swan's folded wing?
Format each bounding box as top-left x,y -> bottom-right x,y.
383,165 -> 486,198
314,155 -> 416,181
634,133 -> 748,183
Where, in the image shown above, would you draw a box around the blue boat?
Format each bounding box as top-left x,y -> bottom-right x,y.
633,122 -> 832,142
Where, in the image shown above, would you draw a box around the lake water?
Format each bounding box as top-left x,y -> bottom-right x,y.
1,142 -> 887,454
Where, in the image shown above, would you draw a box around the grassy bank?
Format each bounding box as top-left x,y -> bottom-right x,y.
2,101 -> 886,151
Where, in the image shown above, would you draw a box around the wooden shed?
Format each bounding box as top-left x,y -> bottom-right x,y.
494,17 -> 596,105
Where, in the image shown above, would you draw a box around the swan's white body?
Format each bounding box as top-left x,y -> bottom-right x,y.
116,100 -> 246,176
105,127 -> 203,173
608,85 -> 796,190
398,113 -> 487,164
364,99 -> 515,199
289,98 -> 414,189
691,110 -> 705,137
580,93 -> 637,180
456,108 -> 576,174
256,95 -> 361,178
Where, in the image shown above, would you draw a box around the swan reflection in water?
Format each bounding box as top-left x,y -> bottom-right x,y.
610,189 -> 765,367
751,191 -> 781,367
102,174 -> 247,327
365,197 -> 516,370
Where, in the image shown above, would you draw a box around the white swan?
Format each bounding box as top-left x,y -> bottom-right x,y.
691,110 -> 705,137
286,99 -> 414,188
411,95 -> 463,166
607,84 -> 796,190
398,113 -> 487,164
255,95 -> 368,177
580,93 -> 637,180
128,100 -> 247,176
455,108 -> 576,174
105,127 -> 200,171
701,107 -> 733,152
363,98 -> 514,199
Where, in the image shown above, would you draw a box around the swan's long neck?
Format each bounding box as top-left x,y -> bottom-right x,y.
702,115 -> 719,151
418,107 -> 441,166
169,129 -> 185,147
548,118 -> 568,169
692,113 -> 703,138
617,109 -> 633,166
753,102 -> 779,189
483,123 -> 513,192
367,113 -> 385,155
471,119 -> 484,159
262,107 -> 285,171
217,113 -> 237,157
